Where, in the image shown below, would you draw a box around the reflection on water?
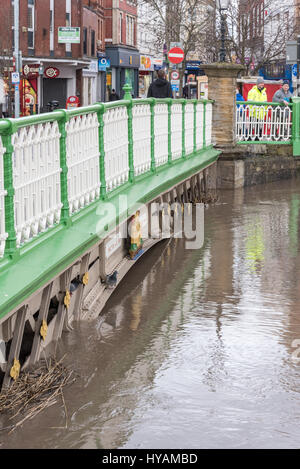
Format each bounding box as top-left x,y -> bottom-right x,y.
1,179 -> 300,449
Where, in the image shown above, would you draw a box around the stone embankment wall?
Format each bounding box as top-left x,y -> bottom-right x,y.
217,145 -> 300,189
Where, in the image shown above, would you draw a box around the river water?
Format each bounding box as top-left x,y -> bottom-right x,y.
1,179 -> 300,449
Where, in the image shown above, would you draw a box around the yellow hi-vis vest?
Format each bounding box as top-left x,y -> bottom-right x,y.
247,86 -> 268,119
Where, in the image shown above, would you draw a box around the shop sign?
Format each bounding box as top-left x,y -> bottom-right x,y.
44,67 -> 60,79
58,27 -> 80,44
98,57 -> 110,71
23,64 -> 40,78
66,96 -> 80,109
140,55 -> 154,71
11,72 -> 20,85
186,61 -> 201,70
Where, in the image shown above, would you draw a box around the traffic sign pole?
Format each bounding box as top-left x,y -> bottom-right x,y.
168,47 -> 184,65
297,36 -> 300,97
14,0 -> 20,118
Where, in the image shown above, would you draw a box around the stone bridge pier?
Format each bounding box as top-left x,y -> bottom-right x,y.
203,63 -> 300,188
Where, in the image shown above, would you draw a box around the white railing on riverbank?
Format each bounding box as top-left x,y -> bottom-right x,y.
236,102 -> 292,143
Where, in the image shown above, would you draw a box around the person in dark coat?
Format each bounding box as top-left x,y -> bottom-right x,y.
109,89 -> 120,101
147,69 -> 173,98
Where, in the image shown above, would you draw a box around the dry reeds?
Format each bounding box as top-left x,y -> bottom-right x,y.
0,356 -> 75,434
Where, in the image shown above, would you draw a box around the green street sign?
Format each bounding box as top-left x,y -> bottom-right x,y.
58,27 -> 80,44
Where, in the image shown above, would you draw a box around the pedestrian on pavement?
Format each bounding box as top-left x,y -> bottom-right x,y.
236,86 -> 244,103
272,80 -> 293,138
247,77 -> 268,140
147,69 -> 173,99
109,89 -> 120,101
272,80 -> 293,106
247,77 -> 267,103
183,84 -> 189,99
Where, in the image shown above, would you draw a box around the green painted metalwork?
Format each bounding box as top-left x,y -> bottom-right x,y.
124,84 -> 134,183
0,146 -> 219,320
292,97 -> 300,157
97,103 -> 107,199
0,94 -> 218,320
203,102 -> 206,148
150,98 -> 156,172
2,123 -> 17,258
182,99 -> 186,159
168,98 -> 172,164
57,110 -> 70,224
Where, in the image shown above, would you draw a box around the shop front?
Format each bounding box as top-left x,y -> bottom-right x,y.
105,46 -> 140,99
21,63 -> 40,116
139,55 -> 154,98
82,59 -> 99,106
184,61 -> 205,99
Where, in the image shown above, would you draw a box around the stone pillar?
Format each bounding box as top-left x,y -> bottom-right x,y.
202,63 -> 245,148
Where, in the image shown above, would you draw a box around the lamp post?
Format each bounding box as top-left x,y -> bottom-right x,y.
13,0 -> 20,117
217,0 -> 230,63
38,63 -> 44,114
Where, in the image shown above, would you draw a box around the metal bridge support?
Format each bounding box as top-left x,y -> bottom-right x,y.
3,305 -> 27,388
29,283 -> 53,367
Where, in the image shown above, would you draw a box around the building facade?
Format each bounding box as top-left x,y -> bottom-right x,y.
0,0 -> 106,116
104,0 -> 139,99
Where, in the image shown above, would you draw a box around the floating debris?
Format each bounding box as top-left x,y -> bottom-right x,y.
0,356 -> 75,434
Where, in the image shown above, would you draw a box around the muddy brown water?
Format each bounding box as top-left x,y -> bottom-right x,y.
1,179 -> 300,449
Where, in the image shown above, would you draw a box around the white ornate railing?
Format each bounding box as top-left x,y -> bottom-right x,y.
12,122 -> 62,247
0,97 -> 213,257
66,113 -> 100,215
236,103 -> 292,142
103,106 -> 129,192
132,103 -> 152,176
205,102 -> 213,146
0,138 -> 8,258
185,103 -> 194,155
196,103 -> 204,150
154,103 -> 169,167
171,102 -> 183,160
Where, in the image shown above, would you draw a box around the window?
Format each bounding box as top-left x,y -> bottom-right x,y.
66,13 -> 70,27
28,0 -> 35,49
50,0 -> 54,51
119,13 -> 123,43
83,27 -> 88,55
126,16 -> 134,46
91,30 -> 95,56
66,0 -> 71,54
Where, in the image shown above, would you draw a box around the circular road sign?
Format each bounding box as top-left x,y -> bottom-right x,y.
168,47 -> 184,64
171,70 -> 180,80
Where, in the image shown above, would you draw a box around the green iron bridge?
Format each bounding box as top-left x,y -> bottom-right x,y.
0,84 -> 219,388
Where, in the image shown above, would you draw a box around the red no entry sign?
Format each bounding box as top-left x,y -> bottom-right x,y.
168,47 -> 184,64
